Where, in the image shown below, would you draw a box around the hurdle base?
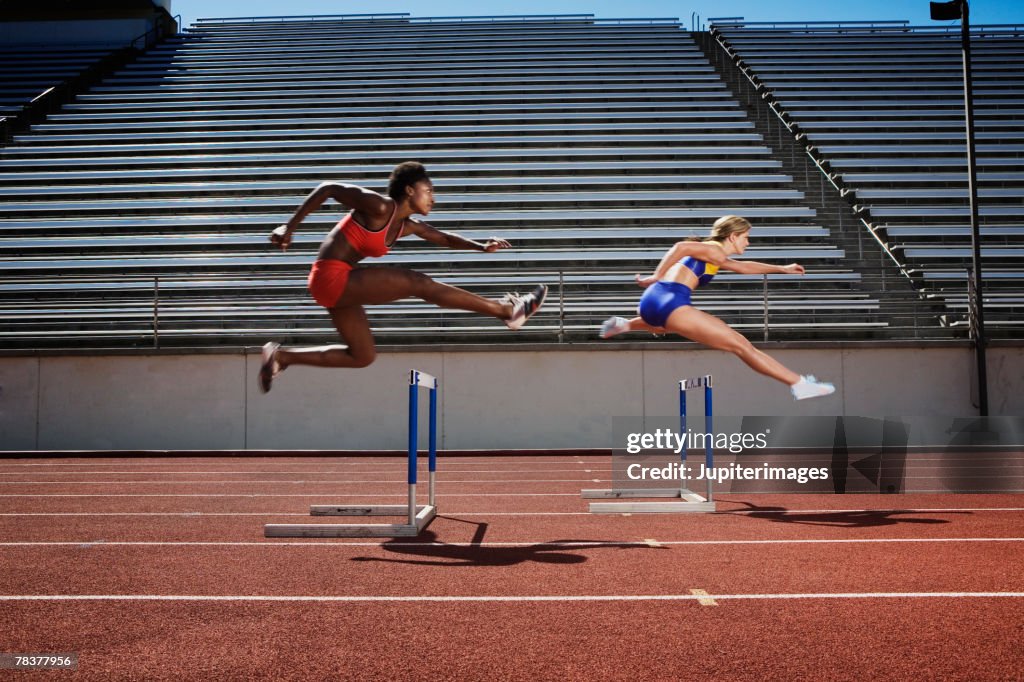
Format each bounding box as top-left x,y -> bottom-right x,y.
589,500 -> 716,513
264,504 -> 437,538
583,488 -> 715,513
582,488 -> 696,499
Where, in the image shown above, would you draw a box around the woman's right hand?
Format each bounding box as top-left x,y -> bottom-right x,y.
270,225 -> 292,251
635,274 -> 658,288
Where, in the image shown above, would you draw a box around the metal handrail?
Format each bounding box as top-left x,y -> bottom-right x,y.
141,271 -> 795,345
707,26 -> 913,283
709,19 -> 911,28
411,15 -> 595,22
191,14 -> 680,27
132,13 -> 180,50
195,13 -> 410,24
1,11 -> 179,144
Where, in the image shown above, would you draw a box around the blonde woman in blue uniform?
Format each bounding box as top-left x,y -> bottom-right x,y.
601,215 -> 835,400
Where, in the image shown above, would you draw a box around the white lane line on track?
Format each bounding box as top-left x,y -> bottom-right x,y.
2,504 -> 1024,515
721,507 -> 1024,514
2,537 -> 1023,548
0,512 -> 592,517
0,479 -> 605,485
3,456 -> 1015,468
0,460 -> 606,468
0,469 -> 614,475
1,592 -> 1023,603
0,493 -> 582,497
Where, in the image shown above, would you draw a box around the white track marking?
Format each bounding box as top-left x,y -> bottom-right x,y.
0,511 -> 591,517
1,537 -> 1022,548
690,589 -> 718,606
0,493 -> 582,497
0,479 -> 604,485
0,466 -> 606,473
0,592 -> 1022,603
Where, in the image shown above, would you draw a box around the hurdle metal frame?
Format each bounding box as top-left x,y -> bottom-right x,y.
264,369 -> 439,538
583,374 -> 716,513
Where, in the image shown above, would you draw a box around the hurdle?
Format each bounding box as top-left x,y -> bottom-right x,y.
583,374 -> 716,513
264,369 -> 439,538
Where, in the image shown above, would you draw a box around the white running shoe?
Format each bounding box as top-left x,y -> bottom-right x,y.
600,316 -> 630,339
504,284 -> 548,330
790,375 -> 836,401
258,341 -> 281,394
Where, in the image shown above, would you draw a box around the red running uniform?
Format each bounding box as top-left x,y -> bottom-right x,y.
307,206 -> 403,308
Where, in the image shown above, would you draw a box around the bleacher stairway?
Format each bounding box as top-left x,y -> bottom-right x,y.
0,14 -> 964,350
709,20 -> 1024,338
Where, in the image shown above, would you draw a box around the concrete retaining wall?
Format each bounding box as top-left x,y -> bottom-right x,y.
1,345 -> 1021,451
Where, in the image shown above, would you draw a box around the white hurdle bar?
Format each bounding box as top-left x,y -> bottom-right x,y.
583,374 -> 716,513
265,370 -> 439,538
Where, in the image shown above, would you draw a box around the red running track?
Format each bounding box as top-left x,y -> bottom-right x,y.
1,455 -> 1023,681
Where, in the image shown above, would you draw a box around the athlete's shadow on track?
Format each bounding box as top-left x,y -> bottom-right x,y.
722,500 -> 966,527
351,517 -> 661,567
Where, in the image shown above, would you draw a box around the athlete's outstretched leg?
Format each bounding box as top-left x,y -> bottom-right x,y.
339,267 -> 545,328
338,267 -> 501,315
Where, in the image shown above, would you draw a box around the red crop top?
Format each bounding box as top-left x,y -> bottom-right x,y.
338,204 -> 402,258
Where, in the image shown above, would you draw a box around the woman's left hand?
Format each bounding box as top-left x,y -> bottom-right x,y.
483,237 -> 511,252
270,225 -> 292,251
782,263 -> 805,275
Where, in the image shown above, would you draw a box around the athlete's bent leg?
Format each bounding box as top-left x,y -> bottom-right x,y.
277,304 -> 378,370
601,316 -> 666,338
664,306 -> 800,386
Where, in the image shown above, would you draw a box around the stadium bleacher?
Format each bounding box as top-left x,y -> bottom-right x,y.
5,14 -> 1017,349
0,43 -> 128,120
709,19 -> 1024,336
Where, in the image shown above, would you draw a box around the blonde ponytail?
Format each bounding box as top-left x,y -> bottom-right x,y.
707,215 -> 752,242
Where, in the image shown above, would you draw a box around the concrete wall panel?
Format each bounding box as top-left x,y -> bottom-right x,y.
38,355 -> 245,450
442,350 -> 644,449
245,352 -> 444,451
0,358 -> 39,450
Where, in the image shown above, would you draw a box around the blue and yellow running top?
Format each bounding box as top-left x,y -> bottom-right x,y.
679,255 -> 718,287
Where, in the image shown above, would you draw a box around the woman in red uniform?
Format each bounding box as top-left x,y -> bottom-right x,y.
259,161 -> 546,393
601,215 -> 835,400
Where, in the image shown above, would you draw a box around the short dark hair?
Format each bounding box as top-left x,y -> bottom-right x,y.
388,161 -> 430,201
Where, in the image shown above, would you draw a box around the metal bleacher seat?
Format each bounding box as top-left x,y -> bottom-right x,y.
712,20 -> 1024,335
0,14 -> 886,349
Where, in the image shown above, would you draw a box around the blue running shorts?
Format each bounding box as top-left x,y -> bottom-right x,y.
638,280 -> 692,328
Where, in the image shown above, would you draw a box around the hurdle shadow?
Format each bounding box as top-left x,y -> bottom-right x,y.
719,500 -> 967,528
350,517 -> 662,567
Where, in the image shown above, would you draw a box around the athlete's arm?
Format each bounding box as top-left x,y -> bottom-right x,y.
403,219 -> 511,252
718,259 -> 805,276
676,241 -> 806,275
635,240 -> 720,287
270,183 -> 389,251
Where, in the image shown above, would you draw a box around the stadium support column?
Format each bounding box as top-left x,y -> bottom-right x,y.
930,0 -> 987,415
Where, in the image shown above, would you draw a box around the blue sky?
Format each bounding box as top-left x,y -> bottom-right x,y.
169,0 -> 1022,32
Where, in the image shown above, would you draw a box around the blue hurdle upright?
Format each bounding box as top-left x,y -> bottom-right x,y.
264,369 -> 439,538
583,374 -> 716,513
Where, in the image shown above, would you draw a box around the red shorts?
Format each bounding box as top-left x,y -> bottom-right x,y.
307,259 -> 353,308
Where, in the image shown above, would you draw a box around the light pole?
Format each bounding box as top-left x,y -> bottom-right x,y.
930,0 -> 987,415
